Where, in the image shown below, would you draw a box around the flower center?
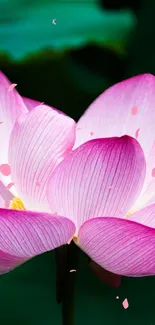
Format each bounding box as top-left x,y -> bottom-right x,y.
73,236 -> 77,244
9,198 -> 26,210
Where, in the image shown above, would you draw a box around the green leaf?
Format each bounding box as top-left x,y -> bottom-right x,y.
0,0 -> 136,60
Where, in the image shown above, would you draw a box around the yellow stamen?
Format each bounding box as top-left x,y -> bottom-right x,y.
125,209 -> 136,218
9,198 -> 26,210
73,236 -> 77,244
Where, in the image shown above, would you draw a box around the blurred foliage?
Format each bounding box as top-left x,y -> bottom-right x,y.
125,0 -> 155,76
102,0 -> 141,12
0,0 -> 136,60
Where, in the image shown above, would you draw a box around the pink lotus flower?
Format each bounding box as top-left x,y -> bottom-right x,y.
0,71 -> 155,277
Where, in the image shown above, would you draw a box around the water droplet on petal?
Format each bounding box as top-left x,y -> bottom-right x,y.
0,164 -> 11,176
0,121 -> 3,124
90,132 -> 94,136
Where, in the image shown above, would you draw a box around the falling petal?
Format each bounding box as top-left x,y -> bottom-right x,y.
135,128 -> 140,139
152,168 -> 155,177
8,84 -> 17,92
0,180 -> 13,202
131,106 -> 137,115
0,164 -> 11,176
6,182 -> 14,190
122,298 -> 129,309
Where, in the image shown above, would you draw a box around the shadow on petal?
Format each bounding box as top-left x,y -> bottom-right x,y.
88,258 -> 121,288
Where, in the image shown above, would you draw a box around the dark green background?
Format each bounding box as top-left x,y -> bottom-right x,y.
0,0 -> 155,324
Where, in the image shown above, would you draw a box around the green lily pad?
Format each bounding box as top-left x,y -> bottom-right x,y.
0,0 -> 136,60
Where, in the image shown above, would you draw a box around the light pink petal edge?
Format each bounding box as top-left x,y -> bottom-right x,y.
0,71 -> 27,190
8,104 -> 76,212
22,96 -> 66,115
22,97 -> 41,111
128,203 -> 155,228
75,74 -> 155,209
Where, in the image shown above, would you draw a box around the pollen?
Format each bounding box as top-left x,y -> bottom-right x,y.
73,236 -> 77,244
9,198 -> 26,210
126,209 -> 136,218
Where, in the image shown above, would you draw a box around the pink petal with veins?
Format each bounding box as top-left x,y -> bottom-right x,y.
0,208 -> 75,274
9,104 -> 76,212
48,136 -> 146,231
0,71 -> 27,191
77,216 -> 155,276
128,203 -> 155,228
75,74 -> 155,209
